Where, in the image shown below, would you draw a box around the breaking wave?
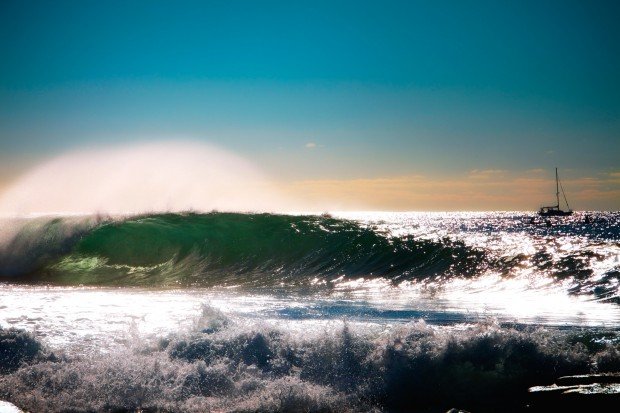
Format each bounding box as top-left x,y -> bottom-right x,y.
0,212 -> 486,287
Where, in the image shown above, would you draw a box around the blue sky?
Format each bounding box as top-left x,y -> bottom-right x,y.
1,0 -> 619,209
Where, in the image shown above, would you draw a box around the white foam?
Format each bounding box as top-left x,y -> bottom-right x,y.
0,401 -> 22,413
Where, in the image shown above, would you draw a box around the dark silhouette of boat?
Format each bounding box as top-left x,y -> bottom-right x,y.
539,168 -> 573,217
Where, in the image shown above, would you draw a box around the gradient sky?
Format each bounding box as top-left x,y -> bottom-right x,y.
1,0 -> 619,210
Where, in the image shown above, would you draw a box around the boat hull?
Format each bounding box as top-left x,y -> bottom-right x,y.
538,209 -> 573,217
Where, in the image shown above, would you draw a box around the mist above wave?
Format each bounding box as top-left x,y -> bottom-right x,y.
0,141 -> 293,216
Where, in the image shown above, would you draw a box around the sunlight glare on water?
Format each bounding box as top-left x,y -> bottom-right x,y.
1,280 -> 618,356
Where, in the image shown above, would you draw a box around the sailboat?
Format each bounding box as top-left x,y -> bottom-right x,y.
538,167 -> 573,217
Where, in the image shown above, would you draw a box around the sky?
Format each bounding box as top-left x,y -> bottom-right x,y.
1,0 -> 619,211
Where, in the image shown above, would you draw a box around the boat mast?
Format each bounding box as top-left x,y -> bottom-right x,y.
555,167 -> 560,208
559,172 -> 571,211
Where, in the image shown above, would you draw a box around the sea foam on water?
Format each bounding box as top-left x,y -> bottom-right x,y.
1,309 -> 619,412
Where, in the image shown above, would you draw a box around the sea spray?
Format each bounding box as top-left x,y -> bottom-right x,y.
0,141 -> 292,215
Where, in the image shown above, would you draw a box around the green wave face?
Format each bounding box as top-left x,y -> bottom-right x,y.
2,213 -> 486,287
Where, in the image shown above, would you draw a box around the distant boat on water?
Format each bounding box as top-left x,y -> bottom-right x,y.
539,167 -> 573,217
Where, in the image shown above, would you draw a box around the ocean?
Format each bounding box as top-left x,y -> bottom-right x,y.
0,211 -> 619,412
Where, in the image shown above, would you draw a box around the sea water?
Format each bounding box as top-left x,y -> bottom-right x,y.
0,211 -> 619,412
